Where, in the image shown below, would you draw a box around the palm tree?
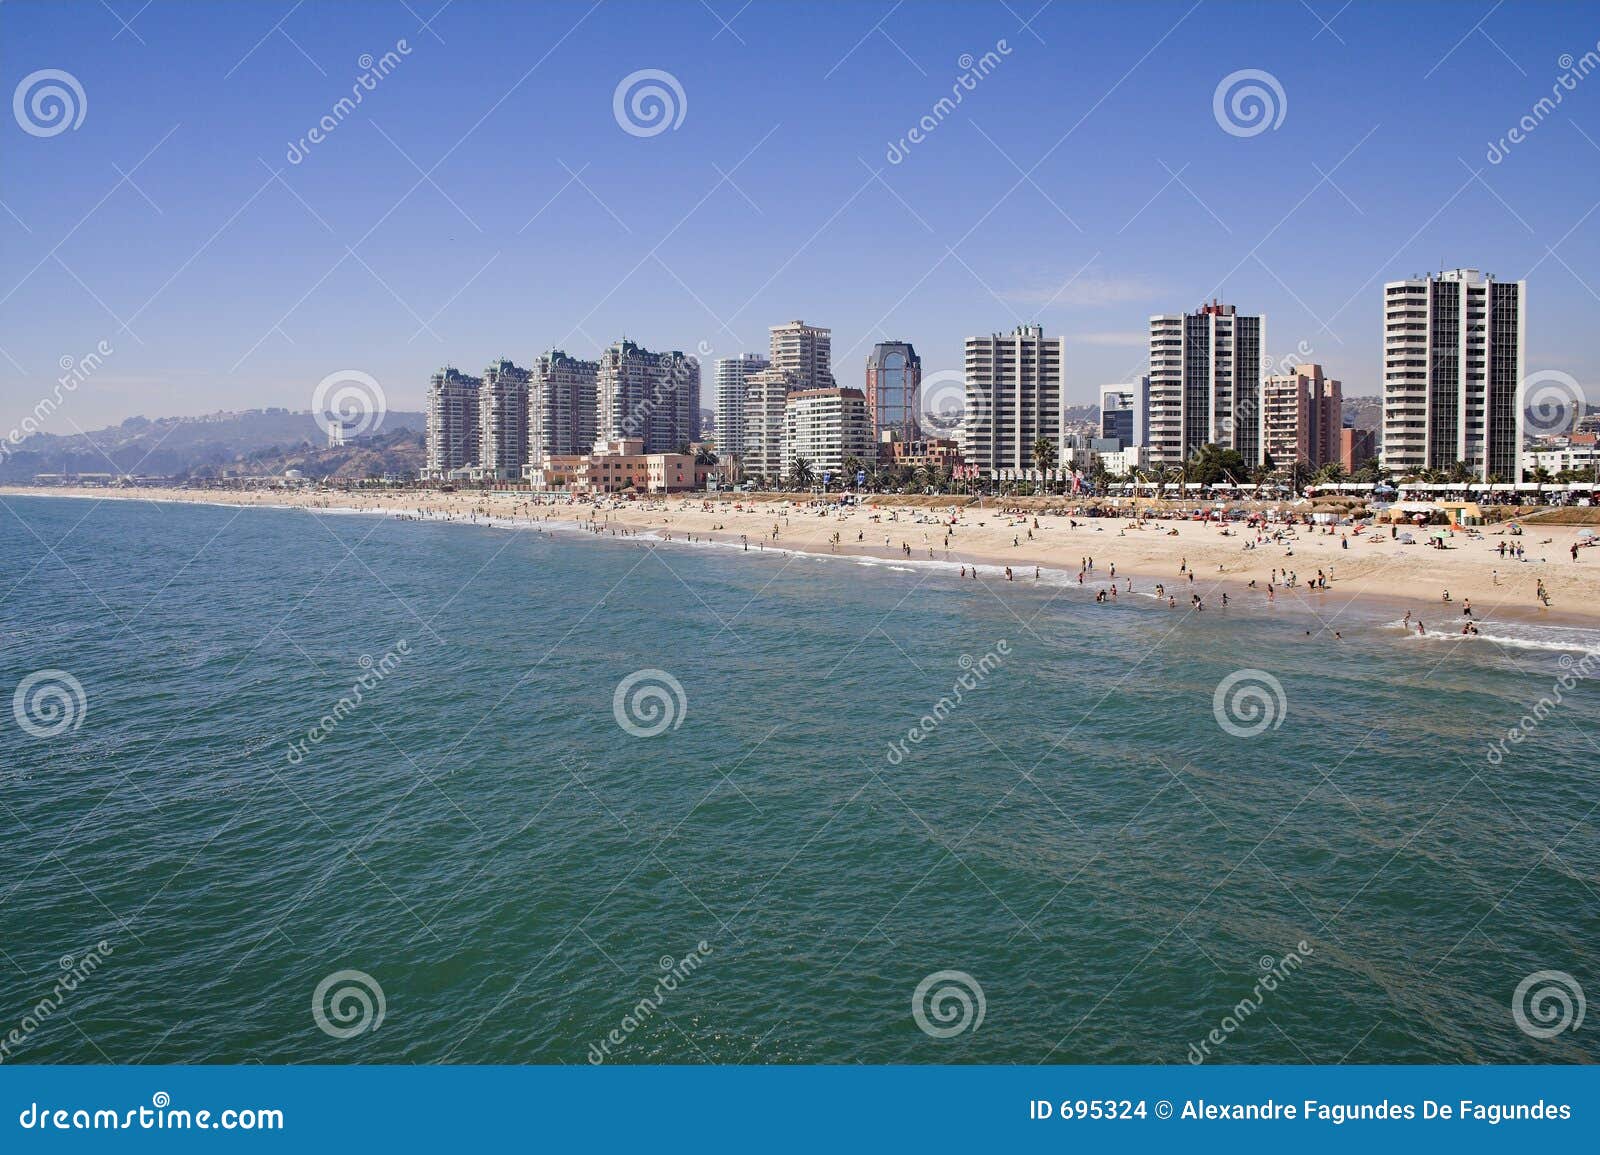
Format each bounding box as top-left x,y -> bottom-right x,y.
1032,437 -> 1058,488
694,447 -> 719,467
842,455 -> 865,488
789,456 -> 816,490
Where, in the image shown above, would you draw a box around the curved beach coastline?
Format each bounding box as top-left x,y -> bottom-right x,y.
8,485 -> 1600,648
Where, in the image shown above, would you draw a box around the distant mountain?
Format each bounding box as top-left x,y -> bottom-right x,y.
1,408 -> 425,482
1342,396 -> 1380,431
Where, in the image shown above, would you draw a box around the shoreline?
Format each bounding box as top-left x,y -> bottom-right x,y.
7,485 -> 1600,640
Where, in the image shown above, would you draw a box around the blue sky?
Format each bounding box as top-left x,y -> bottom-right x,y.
4,0 -> 1599,427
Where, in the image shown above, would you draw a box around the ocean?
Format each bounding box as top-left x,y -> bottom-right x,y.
1,494 -> 1596,1064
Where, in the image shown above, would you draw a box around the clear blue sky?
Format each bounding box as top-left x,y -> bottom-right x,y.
4,0 -> 1598,427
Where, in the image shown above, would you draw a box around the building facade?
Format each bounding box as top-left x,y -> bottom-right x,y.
1381,269 -> 1526,481
1262,363 -> 1341,469
769,320 -> 835,392
424,366 -> 482,479
477,359 -> 531,480
864,341 -> 922,441
1338,427 -> 1377,473
527,349 -> 599,469
742,367 -> 797,484
783,386 -> 873,481
1148,304 -> 1264,468
714,353 -> 768,461
1099,378 -> 1149,449
961,324 -> 1066,475
597,339 -> 701,453
528,438 -> 703,494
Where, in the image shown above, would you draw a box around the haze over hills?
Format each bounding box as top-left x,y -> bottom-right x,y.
0,408 -> 426,482
1,398 -> 1391,483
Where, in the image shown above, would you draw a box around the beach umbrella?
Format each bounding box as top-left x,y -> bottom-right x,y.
1578,528 -> 1596,539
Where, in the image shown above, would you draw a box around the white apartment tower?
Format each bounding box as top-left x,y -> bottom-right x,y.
961,324 -> 1066,475
1381,269 -> 1526,481
528,350 -> 598,468
769,320 -> 835,392
714,353 -> 769,460
784,387 -> 873,481
478,358 -> 531,480
424,366 -> 482,479
597,339 -> 701,453
742,367 -> 797,485
1148,304 -> 1265,468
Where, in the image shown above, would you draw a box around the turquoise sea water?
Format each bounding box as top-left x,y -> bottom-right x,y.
1,494 -> 1596,1064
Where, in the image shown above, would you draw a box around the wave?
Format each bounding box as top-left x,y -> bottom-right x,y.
1388,618 -> 1600,655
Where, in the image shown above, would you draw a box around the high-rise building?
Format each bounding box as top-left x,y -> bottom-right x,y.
1148,304 -> 1265,468
1381,269 -> 1526,481
1338,427 -> 1377,473
714,353 -> 768,460
597,339 -> 701,453
864,341 -> 922,441
478,358 -> 531,480
961,323 -> 1066,475
769,320 -> 835,392
1262,363 -> 1341,469
424,366 -> 482,479
1099,378 -> 1149,449
742,367 -> 797,485
528,350 -> 598,468
784,387 -> 873,481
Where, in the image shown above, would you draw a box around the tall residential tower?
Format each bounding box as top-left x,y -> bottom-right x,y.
714,353 -> 769,460
864,341 -> 922,441
1381,269 -> 1525,481
1148,304 -> 1264,468
962,324 -> 1066,475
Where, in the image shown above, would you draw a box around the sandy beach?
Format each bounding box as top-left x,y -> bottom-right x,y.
7,484 -> 1599,632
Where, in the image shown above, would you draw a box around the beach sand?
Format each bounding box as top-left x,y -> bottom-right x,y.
7,485 -> 1599,632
